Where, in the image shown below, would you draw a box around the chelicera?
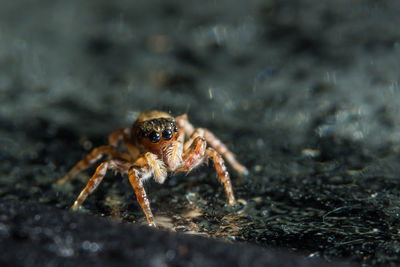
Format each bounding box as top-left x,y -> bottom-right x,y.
57,110 -> 248,227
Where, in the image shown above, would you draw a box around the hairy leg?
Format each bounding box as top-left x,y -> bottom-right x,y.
127,152 -> 167,227
71,159 -> 130,210
206,147 -> 235,206
108,127 -> 140,160
175,114 -> 194,137
108,127 -> 128,147
176,114 -> 247,175
176,137 -> 236,206
57,145 -> 131,184
163,128 -> 184,171
128,165 -> 155,227
201,128 -> 248,175
177,136 -> 207,172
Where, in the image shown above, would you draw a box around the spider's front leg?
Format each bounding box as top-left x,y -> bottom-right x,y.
129,153 -> 168,227
176,136 -> 236,206
57,145 -> 131,184
206,147 -> 236,206
71,159 -> 130,210
176,115 -> 248,175
108,127 -> 140,160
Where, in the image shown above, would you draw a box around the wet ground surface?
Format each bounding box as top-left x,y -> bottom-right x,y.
1,0 -> 400,266
1,200 -> 351,267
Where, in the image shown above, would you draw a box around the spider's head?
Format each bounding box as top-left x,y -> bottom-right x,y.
132,111 -> 179,153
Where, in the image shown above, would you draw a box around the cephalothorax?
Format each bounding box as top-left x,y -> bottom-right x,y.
58,110 -> 247,227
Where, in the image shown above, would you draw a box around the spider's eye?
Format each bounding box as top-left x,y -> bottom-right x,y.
148,131 -> 161,143
173,125 -> 178,132
162,129 -> 172,140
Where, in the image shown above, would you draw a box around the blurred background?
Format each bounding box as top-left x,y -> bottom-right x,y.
1,0 -> 400,266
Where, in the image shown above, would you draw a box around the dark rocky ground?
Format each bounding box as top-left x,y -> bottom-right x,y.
1,0 -> 400,266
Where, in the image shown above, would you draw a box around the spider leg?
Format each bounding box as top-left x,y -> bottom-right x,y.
71,159 -> 130,211
123,138 -> 140,161
206,147 -> 236,206
175,114 -> 195,137
176,136 -> 207,172
108,127 -> 140,160
128,153 -> 167,227
201,128 -> 248,175
57,145 -> 131,184
163,127 -> 184,171
108,127 -> 128,147
128,166 -> 155,227
176,114 -> 248,175
176,136 -> 236,206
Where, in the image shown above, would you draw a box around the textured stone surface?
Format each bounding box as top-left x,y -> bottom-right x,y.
0,200 -> 346,267
1,0 -> 400,266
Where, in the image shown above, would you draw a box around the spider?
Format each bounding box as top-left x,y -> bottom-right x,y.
57,110 -> 248,227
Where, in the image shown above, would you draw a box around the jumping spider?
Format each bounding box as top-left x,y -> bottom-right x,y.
57,110 -> 248,227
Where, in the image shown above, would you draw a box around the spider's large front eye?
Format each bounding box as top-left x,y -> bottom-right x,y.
149,131 -> 161,143
162,129 -> 172,140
